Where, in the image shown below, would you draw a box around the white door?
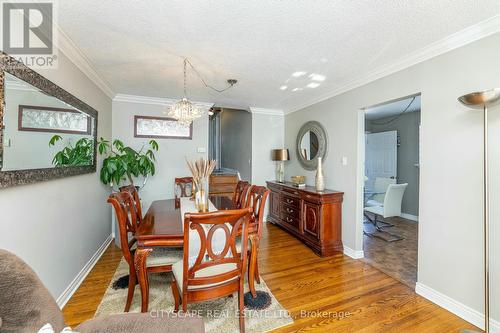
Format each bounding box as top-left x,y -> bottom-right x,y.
365,131 -> 397,188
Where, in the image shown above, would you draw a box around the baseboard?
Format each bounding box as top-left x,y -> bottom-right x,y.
343,246 -> 364,259
56,233 -> 114,308
415,282 -> 500,332
401,213 -> 418,222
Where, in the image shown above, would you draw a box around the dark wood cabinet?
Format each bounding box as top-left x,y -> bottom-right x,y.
209,174 -> 238,198
266,181 -> 344,257
303,201 -> 320,239
270,190 -> 281,221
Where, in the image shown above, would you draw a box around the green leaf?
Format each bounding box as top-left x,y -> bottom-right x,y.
149,140 -> 159,151
49,135 -> 62,146
113,139 -> 125,152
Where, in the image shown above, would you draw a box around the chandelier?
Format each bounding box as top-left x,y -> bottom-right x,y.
167,58 -> 237,125
168,59 -> 202,125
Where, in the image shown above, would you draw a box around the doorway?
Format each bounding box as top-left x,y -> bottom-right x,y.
361,94 -> 421,288
208,107 -> 252,180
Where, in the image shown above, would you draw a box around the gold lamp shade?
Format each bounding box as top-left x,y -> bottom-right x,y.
272,149 -> 290,161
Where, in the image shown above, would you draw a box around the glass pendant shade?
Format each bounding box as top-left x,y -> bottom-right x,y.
167,59 -> 206,125
167,97 -> 202,125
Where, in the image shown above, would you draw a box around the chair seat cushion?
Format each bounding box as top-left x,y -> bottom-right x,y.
365,199 -> 383,207
364,205 -> 383,216
147,247 -> 183,268
76,313 -> 204,333
172,260 -> 238,292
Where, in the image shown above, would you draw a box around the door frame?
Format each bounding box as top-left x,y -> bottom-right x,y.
356,93 -> 421,257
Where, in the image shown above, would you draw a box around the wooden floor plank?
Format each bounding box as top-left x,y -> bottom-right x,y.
63,223 -> 479,332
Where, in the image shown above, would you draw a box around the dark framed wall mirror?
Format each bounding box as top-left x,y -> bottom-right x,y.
0,52 -> 98,188
296,120 -> 328,170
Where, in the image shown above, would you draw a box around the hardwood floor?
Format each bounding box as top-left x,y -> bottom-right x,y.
63,243 -> 122,327
63,223 -> 478,332
363,216 -> 418,288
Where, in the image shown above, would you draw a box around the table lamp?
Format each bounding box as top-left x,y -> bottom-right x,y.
458,88 -> 500,333
272,149 -> 290,183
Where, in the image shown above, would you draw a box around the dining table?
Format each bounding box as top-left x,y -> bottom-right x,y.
133,195 -> 257,312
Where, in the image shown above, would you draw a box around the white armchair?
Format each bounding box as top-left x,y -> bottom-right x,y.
365,177 -> 396,207
364,183 -> 408,241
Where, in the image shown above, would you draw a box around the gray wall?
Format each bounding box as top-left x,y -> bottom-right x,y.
366,111 -> 420,216
220,109 -> 252,181
284,33 -> 500,324
112,101 -> 209,208
0,51 -> 113,303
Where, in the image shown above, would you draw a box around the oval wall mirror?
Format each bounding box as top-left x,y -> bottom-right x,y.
296,121 -> 328,170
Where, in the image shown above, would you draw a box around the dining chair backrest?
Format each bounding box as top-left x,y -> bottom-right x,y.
182,208 -> 252,291
175,177 -> 194,208
244,185 -> 270,238
373,177 -> 396,203
119,184 -> 143,223
232,180 -> 250,208
382,183 -> 408,218
107,192 -> 138,264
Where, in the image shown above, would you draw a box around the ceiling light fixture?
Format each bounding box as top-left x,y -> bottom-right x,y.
168,58 -> 237,125
292,71 -> 306,77
309,73 -> 326,82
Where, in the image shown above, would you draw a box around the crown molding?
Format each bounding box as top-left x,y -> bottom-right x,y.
113,93 -> 214,109
56,26 -> 115,99
249,107 -> 284,116
285,14 -> 500,114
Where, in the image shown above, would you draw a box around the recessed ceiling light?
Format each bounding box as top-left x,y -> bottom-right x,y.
309,73 -> 326,82
292,87 -> 303,92
280,85 -> 288,90
307,82 -> 320,88
292,71 -> 307,78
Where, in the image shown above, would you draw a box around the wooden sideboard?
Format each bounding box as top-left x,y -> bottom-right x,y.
266,181 -> 344,257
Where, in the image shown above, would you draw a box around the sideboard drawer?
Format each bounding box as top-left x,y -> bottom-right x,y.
281,213 -> 299,229
282,194 -> 300,208
281,204 -> 299,218
282,187 -> 301,197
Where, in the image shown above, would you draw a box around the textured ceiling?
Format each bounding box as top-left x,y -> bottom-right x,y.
58,1 -> 500,111
365,95 -> 421,120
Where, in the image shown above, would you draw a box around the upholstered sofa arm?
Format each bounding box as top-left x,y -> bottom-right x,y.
75,313 -> 204,333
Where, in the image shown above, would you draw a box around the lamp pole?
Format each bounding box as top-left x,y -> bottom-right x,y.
458,88 -> 500,333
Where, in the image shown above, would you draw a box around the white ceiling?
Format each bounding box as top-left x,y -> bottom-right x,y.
365,95 -> 421,120
57,1 -> 500,112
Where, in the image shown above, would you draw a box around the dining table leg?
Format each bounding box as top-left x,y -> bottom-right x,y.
134,248 -> 152,313
248,234 -> 259,298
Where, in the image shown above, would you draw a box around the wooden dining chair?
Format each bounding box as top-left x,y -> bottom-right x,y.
243,185 -> 270,297
232,180 -> 250,209
171,208 -> 253,333
119,184 -> 143,225
175,177 -> 194,209
108,192 -> 183,312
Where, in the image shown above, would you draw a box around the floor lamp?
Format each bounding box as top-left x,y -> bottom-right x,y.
458,88 -> 500,333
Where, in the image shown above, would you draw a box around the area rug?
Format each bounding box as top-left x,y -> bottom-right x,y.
95,258 -> 293,333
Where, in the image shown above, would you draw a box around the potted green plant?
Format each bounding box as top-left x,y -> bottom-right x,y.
49,135 -> 94,166
97,138 -> 159,189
